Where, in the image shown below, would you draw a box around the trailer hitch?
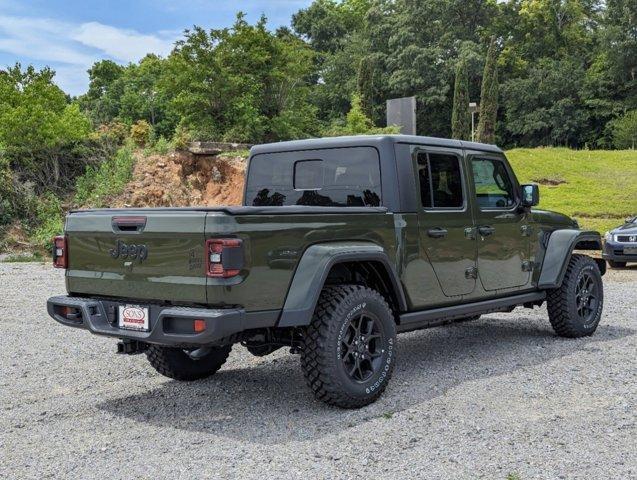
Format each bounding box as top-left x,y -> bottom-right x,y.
116,339 -> 149,355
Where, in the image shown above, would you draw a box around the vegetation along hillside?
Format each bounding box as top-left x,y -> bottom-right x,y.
2,0 -> 637,255
507,148 -> 637,234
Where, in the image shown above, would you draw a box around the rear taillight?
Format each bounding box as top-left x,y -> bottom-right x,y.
52,235 -> 68,269
206,238 -> 244,278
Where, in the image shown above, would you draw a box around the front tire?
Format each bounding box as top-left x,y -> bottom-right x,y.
547,255 -> 603,338
608,260 -> 626,269
146,345 -> 231,381
301,285 -> 396,409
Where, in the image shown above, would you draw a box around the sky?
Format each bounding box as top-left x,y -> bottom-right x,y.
0,0 -> 312,96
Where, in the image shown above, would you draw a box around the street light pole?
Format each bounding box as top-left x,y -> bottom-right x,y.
469,102 -> 478,142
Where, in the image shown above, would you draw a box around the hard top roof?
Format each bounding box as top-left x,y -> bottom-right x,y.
250,135 -> 503,155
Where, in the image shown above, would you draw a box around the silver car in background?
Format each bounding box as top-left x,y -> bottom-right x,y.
603,216 -> 637,268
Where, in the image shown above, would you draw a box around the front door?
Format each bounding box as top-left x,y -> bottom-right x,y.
416,148 -> 477,297
468,153 -> 531,291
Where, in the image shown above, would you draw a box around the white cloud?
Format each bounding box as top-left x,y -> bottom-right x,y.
0,15 -> 95,65
0,14 -> 178,95
72,22 -> 174,63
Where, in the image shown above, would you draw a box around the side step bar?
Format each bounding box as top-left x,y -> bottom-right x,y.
397,291 -> 546,333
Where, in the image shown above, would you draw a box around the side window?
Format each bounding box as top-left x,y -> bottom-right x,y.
471,157 -> 516,209
417,152 -> 464,209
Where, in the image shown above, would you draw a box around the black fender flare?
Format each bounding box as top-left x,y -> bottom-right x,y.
277,242 -> 407,327
537,229 -> 603,289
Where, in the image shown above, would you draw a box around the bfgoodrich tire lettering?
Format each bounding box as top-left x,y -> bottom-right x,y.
301,285 -> 396,408
547,254 -> 604,338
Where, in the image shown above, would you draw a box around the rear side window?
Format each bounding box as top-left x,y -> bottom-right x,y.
417,152 -> 464,209
246,147 -> 381,207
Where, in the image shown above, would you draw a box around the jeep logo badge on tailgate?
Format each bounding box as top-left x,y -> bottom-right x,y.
109,240 -> 148,262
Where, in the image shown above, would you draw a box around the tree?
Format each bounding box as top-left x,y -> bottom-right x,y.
362,0 -> 497,137
601,0 -> 637,110
476,38 -> 499,144
610,110 -> 637,149
292,0 -> 371,54
502,58 -> 588,147
118,55 -> 175,137
0,64 -> 91,185
451,58 -> 471,140
293,0 -> 372,124
80,60 -> 125,125
357,57 -> 376,119
161,14 -> 318,143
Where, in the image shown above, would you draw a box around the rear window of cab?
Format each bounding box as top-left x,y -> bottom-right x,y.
245,147 -> 382,207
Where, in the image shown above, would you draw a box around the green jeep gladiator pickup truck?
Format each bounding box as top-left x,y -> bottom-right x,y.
48,135 -> 605,408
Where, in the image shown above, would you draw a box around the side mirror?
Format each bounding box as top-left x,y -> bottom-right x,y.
520,184 -> 540,207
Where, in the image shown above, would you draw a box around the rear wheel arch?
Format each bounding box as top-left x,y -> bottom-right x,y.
277,243 -> 407,328
324,260 -> 404,322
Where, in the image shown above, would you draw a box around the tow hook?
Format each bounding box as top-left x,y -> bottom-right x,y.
116,339 -> 149,355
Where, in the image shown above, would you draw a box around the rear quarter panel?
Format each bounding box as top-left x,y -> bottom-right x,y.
205,212 -> 397,311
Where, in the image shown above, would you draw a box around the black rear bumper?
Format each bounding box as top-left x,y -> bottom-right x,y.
47,295 -> 279,346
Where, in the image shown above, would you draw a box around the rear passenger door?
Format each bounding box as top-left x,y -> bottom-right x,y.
415,147 -> 477,297
468,153 -> 531,291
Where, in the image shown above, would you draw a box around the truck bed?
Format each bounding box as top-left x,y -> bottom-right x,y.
64,207 -> 398,309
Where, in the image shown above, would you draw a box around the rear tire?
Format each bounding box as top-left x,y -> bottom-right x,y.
146,345 -> 231,381
301,285 -> 396,409
608,260 -> 626,269
547,255 -> 603,338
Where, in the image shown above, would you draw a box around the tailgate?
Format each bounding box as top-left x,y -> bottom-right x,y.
65,210 -> 207,303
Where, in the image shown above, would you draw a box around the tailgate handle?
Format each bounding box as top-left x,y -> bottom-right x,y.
112,216 -> 147,233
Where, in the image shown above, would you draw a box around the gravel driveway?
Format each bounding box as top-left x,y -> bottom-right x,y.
1,263 -> 636,479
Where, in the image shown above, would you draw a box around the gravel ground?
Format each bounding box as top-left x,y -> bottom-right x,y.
1,263 -> 636,479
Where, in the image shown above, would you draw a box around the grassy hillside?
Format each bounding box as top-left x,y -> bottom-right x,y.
506,148 -> 637,233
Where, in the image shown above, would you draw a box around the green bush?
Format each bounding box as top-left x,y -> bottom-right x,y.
31,192 -> 64,250
130,120 -> 152,146
74,144 -> 136,208
0,156 -> 14,227
610,110 -> 637,149
91,121 -> 129,145
322,94 -> 400,137
144,136 -> 170,156
170,124 -> 193,150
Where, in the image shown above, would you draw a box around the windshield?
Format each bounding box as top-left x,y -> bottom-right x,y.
245,147 -> 382,207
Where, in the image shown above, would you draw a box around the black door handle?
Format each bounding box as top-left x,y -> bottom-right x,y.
427,227 -> 448,238
478,226 -> 496,237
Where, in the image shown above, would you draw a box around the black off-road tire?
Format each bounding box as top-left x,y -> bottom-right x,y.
146,345 -> 231,381
301,285 -> 396,409
547,254 -> 603,338
608,260 -> 626,269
